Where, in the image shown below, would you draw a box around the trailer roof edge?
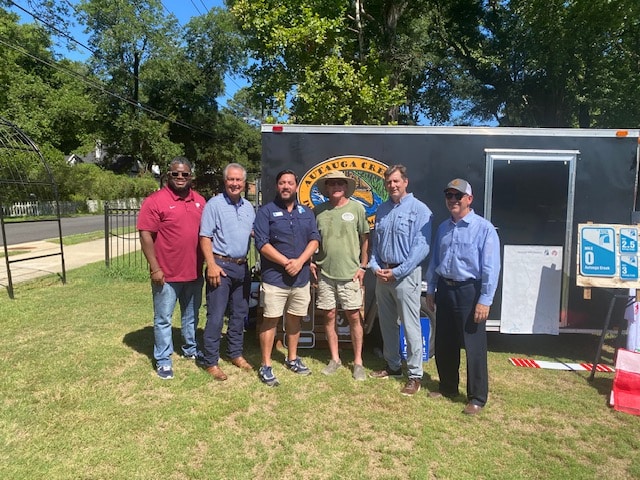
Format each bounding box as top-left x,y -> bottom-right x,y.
261,124 -> 640,138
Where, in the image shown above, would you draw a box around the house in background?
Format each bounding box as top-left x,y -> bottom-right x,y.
66,141 -> 144,177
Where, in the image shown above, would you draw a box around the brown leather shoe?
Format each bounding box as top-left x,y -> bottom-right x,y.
205,365 -> 228,381
463,403 -> 483,415
400,378 -> 421,396
428,390 -> 457,399
230,356 -> 253,371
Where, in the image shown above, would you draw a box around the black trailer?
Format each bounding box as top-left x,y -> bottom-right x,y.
260,125 -> 640,333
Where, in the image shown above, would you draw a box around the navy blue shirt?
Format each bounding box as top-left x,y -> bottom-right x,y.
254,198 -> 321,287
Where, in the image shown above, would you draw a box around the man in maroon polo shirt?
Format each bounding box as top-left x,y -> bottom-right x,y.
138,157 -> 205,379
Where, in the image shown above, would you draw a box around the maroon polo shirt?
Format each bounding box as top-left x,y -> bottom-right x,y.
137,186 -> 205,282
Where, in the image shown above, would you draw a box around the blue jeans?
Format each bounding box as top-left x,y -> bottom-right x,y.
202,262 -> 250,367
152,278 -> 203,367
375,267 -> 423,379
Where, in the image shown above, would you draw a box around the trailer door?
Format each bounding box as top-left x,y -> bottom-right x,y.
484,149 -> 578,332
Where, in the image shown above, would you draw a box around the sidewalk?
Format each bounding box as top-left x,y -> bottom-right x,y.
0,237 -> 139,290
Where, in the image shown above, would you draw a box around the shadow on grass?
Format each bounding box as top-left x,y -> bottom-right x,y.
487,332 -> 624,364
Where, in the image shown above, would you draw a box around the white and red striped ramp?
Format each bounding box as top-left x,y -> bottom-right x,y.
509,358 -> 615,372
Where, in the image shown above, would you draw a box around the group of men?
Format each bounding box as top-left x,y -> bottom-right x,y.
138,157 -> 500,415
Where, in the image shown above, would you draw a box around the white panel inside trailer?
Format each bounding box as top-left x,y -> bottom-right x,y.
500,245 -> 562,334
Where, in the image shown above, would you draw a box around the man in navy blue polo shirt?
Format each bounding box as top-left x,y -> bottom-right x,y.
253,170 -> 321,386
199,163 -> 256,381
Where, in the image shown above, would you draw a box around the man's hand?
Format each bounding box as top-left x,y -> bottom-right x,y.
150,268 -> 165,286
474,303 -> 490,323
284,257 -> 304,277
206,263 -> 226,288
375,268 -> 395,283
352,268 -> 366,285
425,293 -> 435,313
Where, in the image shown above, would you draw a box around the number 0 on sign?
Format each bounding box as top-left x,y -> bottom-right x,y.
580,227 -> 616,277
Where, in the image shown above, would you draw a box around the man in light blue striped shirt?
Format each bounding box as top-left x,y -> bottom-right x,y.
369,165 -> 432,397
426,178 -> 500,415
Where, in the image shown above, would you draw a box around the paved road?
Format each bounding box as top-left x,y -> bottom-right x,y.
1,215 -> 105,246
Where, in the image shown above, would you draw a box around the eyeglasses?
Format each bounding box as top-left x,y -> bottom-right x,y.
169,171 -> 191,178
326,180 -> 347,186
445,191 -> 465,201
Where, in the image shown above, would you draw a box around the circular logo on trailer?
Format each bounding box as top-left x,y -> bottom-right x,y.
298,156 -> 389,228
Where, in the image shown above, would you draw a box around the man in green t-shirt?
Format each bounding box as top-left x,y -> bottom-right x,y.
312,170 -> 370,380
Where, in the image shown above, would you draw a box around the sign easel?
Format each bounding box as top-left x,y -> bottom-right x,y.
577,223 -> 639,380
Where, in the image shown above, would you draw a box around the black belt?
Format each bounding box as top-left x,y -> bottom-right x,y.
213,253 -> 247,264
441,277 -> 476,287
383,263 -> 400,269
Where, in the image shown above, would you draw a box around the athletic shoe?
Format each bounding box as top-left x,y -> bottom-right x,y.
258,365 -> 280,387
157,365 -> 174,380
353,364 -> 366,381
321,359 -> 342,376
285,357 -> 312,376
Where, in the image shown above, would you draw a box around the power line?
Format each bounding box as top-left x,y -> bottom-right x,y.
198,0 -> 210,14
0,36 -> 217,138
10,0 -> 241,107
9,0 -> 96,58
189,0 -> 203,16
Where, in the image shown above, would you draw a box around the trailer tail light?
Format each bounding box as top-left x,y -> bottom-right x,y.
616,130 -> 629,137
272,125 -> 284,133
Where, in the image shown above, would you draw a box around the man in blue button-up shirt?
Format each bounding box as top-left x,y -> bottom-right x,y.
369,165 -> 432,397
253,170 -> 321,386
426,178 -> 500,415
199,163 -> 256,381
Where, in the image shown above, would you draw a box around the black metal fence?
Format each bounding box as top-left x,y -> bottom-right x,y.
104,203 -> 145,270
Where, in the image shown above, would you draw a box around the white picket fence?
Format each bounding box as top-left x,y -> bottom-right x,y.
3,198 -> 142,217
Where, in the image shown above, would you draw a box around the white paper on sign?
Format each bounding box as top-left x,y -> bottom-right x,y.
500,245 -> 562,335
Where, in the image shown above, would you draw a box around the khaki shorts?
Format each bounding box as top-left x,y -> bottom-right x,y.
316,275 -> 363,311
261,282 -> 311,318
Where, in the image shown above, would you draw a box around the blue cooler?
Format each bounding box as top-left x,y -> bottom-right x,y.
399,317 -> 430,361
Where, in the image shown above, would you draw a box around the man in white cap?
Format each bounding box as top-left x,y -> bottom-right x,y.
425,178 -> 501,415
312,170 -> 370,380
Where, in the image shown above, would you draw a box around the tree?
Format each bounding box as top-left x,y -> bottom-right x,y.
0,7 -> 97,152
229,0 -> 406,124
76,0 -> 184,168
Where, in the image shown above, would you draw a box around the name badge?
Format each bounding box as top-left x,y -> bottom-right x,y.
273,211 -> 283,217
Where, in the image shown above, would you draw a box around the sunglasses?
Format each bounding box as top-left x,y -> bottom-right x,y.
444,191 -> 465,201
169,171 -> 191,178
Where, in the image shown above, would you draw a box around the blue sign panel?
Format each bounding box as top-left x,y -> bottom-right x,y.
580,227 -> 616,276
620,228 -> 638,253
621,256 -> 638,280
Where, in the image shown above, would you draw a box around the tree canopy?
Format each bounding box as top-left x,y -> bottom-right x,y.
0,0 -> 638,190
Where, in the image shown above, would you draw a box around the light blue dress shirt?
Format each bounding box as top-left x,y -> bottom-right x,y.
426,209 -> 501,306
369,193 -> 432,280
199,192 -> 255,258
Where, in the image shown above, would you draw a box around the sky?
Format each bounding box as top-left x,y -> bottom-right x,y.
8,0 -> 243,107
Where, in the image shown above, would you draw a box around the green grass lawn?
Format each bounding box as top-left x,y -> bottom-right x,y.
0,262 -> 638,479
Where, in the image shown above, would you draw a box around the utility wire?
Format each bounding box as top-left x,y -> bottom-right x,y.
189,0 -> 203,16
0,36 -> 217,138
10,0 -> 240,106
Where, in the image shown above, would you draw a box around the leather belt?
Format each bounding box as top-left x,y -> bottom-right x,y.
213,253 -> 247,264
383,263 -> 400,269
441,277 -> 476,287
